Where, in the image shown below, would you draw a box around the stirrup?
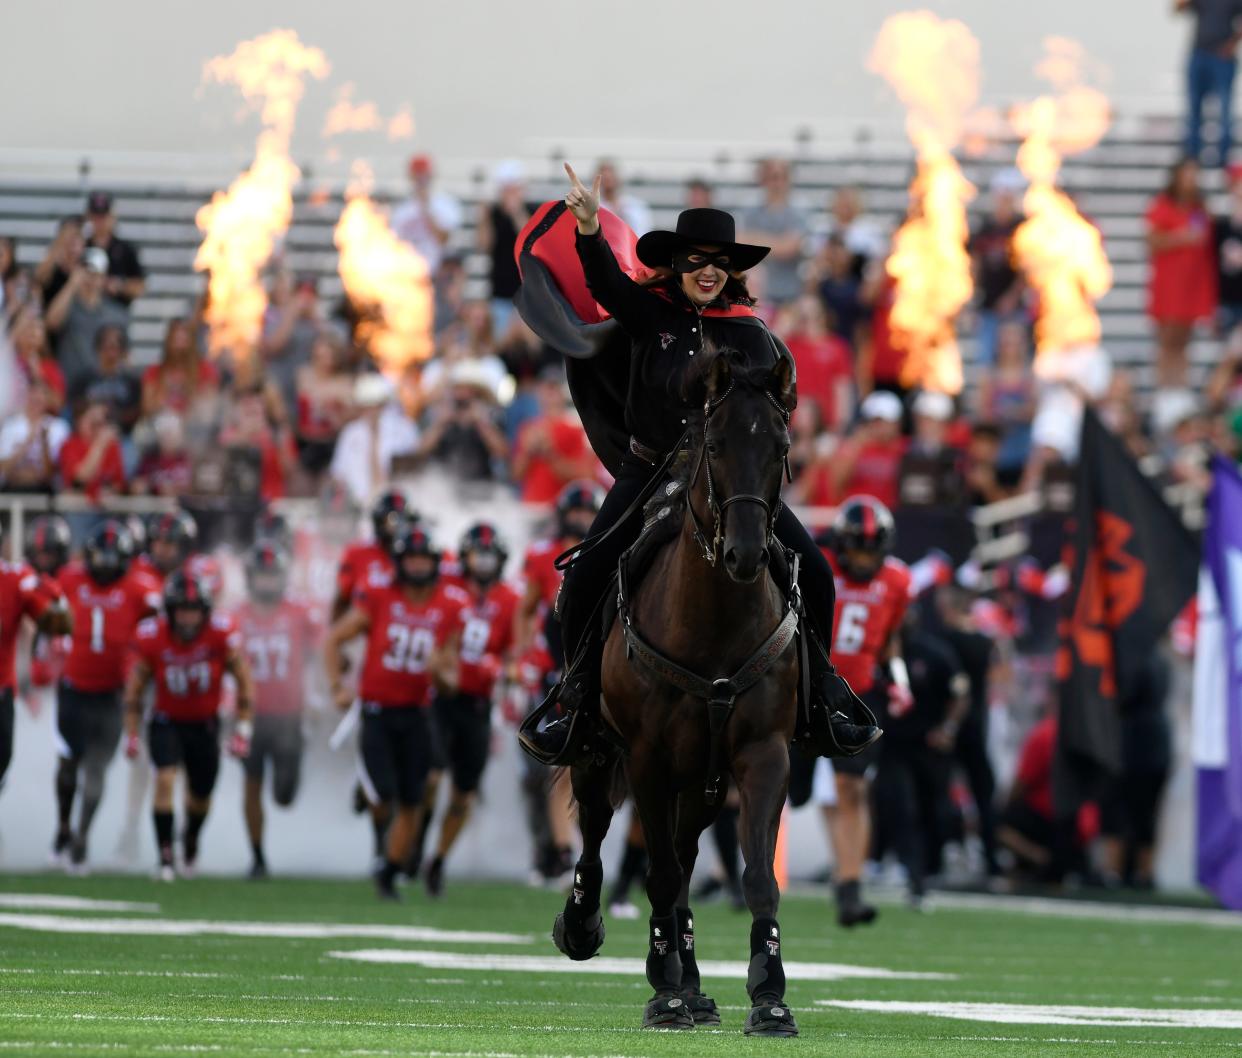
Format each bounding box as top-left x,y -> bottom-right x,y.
517,683 -> 594,767
805,674 -> 882,758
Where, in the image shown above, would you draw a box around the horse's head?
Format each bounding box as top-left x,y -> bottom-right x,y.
687,347 -> 796,583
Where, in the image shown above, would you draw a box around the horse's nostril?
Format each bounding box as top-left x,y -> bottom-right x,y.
759,548 -> 771,568
724,548 -> 739,571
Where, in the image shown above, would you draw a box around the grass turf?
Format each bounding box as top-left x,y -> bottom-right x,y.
0,871 -> 1238,1057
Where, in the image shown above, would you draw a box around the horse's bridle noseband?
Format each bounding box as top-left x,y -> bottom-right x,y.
687,379 -> 793,566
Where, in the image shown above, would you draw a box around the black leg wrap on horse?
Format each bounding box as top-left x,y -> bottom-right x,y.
675,907 -> 720,1025
746,917 -> 787,1003
642,912 -> 694,1029
552,859 -> 605,961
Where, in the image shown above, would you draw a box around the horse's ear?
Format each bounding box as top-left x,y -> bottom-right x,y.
707,352 -> 732,397
771,356 -> 797,411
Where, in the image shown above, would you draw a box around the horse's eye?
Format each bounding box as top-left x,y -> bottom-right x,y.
706,439 -> 720,457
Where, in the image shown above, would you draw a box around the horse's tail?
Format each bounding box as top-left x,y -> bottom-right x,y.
554,753 -> 629,811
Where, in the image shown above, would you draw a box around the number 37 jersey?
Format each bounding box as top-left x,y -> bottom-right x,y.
355,583 -> 467,709
825,553 -> 912,694
132,614 -> 241,722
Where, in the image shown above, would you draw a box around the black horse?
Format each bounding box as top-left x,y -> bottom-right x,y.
553,348 -> 802,1037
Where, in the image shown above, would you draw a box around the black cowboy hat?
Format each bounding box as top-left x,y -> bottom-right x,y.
635,208 -> 770,272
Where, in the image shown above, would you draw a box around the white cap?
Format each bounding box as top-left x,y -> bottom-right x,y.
990,167 -> 1026,195
1151,388 -> 1200,435
493,159 -> 526,188
859,390 -> 903,423
354,373 -> 395,407
912,390 -> 954,422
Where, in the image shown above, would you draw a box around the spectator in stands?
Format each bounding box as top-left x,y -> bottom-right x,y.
740,159 -> 808,309
34,216 -> 84,308
131,411 -> 193,498
45,245 -> 129,397
512,368 -> 596,504
1146,157 -> 1217,389
969,168 -> 1027,367
977,321 -> 1036,477
329,374 -> 419,505
390,154 -> 462,280
779,294 -> 853,433
433,253 -> 468,338
83,191 -> 145,308
497,319 -> 560,442
70,325 -> 143,446
810,389 -> 905,510
59,397 -> 127,503
11,310 -> 66,413
1178,0 -> 1242,165
857,265 -> 905,398
1214,164 -> 1242,339
823,185 -> 887,280
476,160 -> 530,338
962,423 -> 1009,506
815,233 -> 866,350
1156,390 -> 1214,491
217,381 -> 298,503
142,317 -> 220,419
0,236 -> 17,326
595,159 -> 652,234
295,332 -> 354,478
261,272 -> 331,421
0,380 -> 69,493
412,364 -> 510,482
899,390 -> 965,508
685,178 -> 714,209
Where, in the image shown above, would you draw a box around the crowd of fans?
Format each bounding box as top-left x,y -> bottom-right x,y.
0,143 -> 1221,899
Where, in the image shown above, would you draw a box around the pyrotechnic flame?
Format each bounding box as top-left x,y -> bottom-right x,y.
194,30 -> 329,360
334,162 -> 434,379
387,107 -> 415,141
322,84 -> 382,137
868,11 -> 978,395
1011,38 -> 1113,367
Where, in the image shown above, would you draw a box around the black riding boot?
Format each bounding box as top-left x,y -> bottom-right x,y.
517,634 -> 603,765
803,632 -> 882,758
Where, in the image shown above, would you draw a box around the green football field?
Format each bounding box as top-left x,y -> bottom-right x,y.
0,871 -> 1238,1057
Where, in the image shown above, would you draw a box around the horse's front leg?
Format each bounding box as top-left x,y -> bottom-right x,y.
672,788 -> 722,1026
552,751 -> 618,961
734,734 -> 799,1037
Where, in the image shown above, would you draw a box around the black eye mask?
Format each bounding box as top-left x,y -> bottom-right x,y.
672,249 -> 733,274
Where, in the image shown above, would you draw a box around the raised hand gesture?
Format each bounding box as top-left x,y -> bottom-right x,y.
564,163 -> 601,234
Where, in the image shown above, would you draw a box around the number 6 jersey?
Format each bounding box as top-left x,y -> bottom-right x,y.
132,614 -> 242,722
824,552 -> 913,695
354,582 -> 468,708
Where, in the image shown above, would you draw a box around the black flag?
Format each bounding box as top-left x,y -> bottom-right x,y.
1055,408 -> 1198,807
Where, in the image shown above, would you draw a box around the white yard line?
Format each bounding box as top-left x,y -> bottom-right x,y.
817,999 -> 1242,1029
0,894 -> 160,913
927,892 -> 1242,929
326,947 -> 956,982
0,913 -> 530,945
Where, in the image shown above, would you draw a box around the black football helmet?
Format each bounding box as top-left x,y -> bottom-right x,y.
26,514 -> 71,575
147,510 -> 198,573
245,540 -> 289,604
828,495 -> 895,582
459,522 -> 508,585
371,490 -> 413,548
390,523 -> 440,587
84,520 -> 135,586
555,480 -> 603,540
253,508 -> 292,550
164,569 -> 213,642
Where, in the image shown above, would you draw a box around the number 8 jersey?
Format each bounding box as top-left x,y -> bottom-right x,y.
825,552 -> 913,694
132,613 -> 242,721
355,582 -> 468,708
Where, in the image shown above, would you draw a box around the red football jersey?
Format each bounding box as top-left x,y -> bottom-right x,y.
356,582 -> 467,708
0,562 -> 63,692
132,613 -> 241,722
131,554 -> 169,588
456,582 -> 520,698
825,552 -> 912,694
337,540 -> 394,603
59,563 -> 163,693
522,538 -> 564,612
231,598 -> 324,716
29,630 -> 70,688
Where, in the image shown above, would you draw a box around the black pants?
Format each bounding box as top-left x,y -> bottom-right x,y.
873,738 -> 953,896
954,711 -> 1000,873
0,688 -> 13,792
559,458 -> 837,663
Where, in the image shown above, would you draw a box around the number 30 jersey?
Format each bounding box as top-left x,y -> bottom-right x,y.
132,614 -> 242,722
355,583 -> 467,708
825,552 -> 913,695
231,598 -> 324,716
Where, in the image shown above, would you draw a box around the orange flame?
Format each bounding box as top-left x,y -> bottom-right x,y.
1011,38 -> 1113,364
322,83 -> 382,137
334,163 -> 434,379
387,106 -> 416,141
868,11 -> 978,394
194,30 -> 329,360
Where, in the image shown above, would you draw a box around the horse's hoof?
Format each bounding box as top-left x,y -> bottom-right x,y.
682,991 -> 721,1026
643,994 -> 695,1030
744,1000 -> 799,1037
552,910 -> 604,961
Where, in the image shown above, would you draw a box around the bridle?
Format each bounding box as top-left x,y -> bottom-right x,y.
686,379 -> 793,566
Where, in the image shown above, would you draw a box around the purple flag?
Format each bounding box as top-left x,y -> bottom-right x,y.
1197,455 -> 1242,909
